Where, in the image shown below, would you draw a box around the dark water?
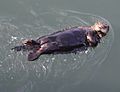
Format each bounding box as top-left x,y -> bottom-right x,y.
0,0 -> 119,92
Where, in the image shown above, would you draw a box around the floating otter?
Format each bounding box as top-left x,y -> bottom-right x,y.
12,22 -> 109,61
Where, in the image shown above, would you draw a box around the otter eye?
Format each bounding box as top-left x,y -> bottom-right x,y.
103,26 -> 107,28
97,30 -> 106,36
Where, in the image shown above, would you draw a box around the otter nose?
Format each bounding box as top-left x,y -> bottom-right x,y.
102,25 -> 109,34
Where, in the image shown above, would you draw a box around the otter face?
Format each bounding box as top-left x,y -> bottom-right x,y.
92,22 -> 109,38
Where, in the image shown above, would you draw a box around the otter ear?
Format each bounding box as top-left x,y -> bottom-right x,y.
28,52 -> 41,61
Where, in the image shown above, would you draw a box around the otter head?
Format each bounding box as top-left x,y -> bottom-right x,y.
91,21 -> 109,38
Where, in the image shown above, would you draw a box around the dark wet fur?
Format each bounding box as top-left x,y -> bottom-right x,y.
12,27 -> 101,61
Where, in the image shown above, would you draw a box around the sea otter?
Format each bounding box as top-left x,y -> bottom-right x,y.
12,22 -> 109,61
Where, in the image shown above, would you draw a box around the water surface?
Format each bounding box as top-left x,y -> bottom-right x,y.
0,0 -> 117,92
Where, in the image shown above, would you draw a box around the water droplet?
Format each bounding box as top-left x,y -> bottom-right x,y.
10,76 -> 13,79
74,58 -> 76,61
63,59 -> 67,62
52,57 -> 55,61
11,36 -> 17,41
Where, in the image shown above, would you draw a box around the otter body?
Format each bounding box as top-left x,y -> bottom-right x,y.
12,22 -> 109,61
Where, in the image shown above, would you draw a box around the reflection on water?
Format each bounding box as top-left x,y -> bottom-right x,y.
0,9 -> 114,92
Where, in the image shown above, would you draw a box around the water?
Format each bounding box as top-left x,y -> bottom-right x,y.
0,8 -> 114,92
0,0 -> 117,92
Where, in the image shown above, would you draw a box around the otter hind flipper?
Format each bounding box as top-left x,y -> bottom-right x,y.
11,45 -> 25,51
28,51 -> 41,61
